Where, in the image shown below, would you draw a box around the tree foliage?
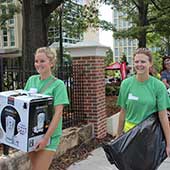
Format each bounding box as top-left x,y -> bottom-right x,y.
96,0 -> 170,50
104,48 -> 113,66
22,0 -> 69,70
2,0 -> 170,65
48,0 -> 100,44
150,0 -> 170,55
0,1 -> 20,29
1,0 -> 112,70
48,0 -> 114,43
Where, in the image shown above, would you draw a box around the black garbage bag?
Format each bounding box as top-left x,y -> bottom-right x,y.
102,113 -> 167,170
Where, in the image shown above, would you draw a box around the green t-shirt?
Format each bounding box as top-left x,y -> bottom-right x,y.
117,75 -> 170,124
24,75 -> 69,137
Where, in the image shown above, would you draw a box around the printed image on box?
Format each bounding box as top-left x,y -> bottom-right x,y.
1,106 -> 21,144
0,89 -> 53,152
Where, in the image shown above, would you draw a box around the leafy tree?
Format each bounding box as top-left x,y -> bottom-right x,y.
0,0 -> 63,69
1,0 -> 108,70
120,54 -> 128,65
97,0 -> 170,49
22,0 -> 64,70
104,48 -> 113,66
111,0 -> 157,47
150,0 -> 170,55
152,51 -> 163,74
48,1 -> 100,46
22,0 -> 111,70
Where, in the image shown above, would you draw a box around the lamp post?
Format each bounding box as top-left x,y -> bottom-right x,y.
59,3 -> 63,68
0,55 -> 9,155
58,3 -> 64,80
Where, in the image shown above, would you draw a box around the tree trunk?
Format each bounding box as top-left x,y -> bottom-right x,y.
138,32 -> 147,48
22,0 -> 62,70
167,44 -> 170,56
137,0 -> 148,48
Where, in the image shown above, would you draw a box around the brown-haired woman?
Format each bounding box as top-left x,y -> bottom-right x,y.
161,56 -> 170,89
116,48 -> 170,157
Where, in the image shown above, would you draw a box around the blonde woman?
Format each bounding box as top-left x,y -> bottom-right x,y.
24,47 -> 69,170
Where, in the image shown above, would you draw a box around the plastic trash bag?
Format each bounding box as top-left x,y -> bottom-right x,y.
102,113 -> 167,170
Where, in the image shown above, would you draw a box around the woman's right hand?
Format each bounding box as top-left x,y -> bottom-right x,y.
35,137 -> 49,151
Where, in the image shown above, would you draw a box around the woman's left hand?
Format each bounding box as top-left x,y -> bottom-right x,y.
158,110 -> 170,157
166,145 -> 170,157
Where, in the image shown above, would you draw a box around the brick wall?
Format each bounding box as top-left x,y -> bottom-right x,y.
72,56 -> 106,139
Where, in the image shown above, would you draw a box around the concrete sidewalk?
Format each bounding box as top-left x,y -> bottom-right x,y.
67,147 -> 170,170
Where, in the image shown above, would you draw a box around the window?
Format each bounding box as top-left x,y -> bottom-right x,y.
119,39 -> 123,46
115,57 -> 119,62
128,57 -> 132,65
9,18 -> 14,25
2,7 -> 7,16
48,1 -> 83,46
123,39 -> 127,46
0,0 -> 16,48
128,47 -> 131,55
115,48 -> 119,57
122,20 -> 126,28
133,47 -> 137,52
114,9 -> 118,17
119,19 -> 122,28
1,21 -> 16,47
9,27 -> 15,46
128,39 -> 132,46
132,40 -> 137,46
123,47 -> 127,54
3,28 -> 8,47
114,19 -> 118,27
114,39 -> 119,47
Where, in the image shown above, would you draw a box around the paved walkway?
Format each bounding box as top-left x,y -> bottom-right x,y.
67,147 -> 170,170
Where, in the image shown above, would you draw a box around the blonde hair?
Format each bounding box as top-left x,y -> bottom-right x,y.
35,47 -> 57,69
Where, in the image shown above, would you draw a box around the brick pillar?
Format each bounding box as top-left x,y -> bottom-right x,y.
66,41 -> 109,139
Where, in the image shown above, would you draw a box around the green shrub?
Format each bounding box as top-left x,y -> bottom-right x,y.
105,84 -> 120,96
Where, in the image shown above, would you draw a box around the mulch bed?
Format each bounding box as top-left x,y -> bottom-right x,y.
106,95 -> 120,117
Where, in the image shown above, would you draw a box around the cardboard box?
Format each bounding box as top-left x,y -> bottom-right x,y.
0,89 -> 53,152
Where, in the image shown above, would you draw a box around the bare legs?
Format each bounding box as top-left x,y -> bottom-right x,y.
28,150 -> 55,170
